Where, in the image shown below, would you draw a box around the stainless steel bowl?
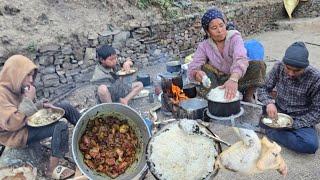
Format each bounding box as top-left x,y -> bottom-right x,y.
72,103 -> 151,180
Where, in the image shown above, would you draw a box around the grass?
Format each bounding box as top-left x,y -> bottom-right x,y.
27,41 -> 37,53
137,0 -> 179,18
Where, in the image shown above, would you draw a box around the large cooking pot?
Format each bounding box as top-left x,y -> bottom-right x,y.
166,61 -> 181,73
183,84 -> 197,98
178,98 -> 207,119
137,73 -> 151,87
206,87 -> 241,117
72,103 -> 151,180
146,119 -> 221,180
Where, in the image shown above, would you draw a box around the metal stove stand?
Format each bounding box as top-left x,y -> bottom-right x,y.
202,101 -> 264,132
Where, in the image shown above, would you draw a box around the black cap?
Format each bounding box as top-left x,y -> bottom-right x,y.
283,42 -> 309,68
96,45 -> 116,60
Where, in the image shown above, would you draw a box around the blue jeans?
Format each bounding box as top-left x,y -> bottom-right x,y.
265,127 -> 319,154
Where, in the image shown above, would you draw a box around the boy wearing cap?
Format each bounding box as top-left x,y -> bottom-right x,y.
258,42 -> 320,154
91,45 -> 143,105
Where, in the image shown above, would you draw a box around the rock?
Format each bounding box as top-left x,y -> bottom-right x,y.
73,48 -> 84,62
40,66 -> 56,74
54,58 -> 64,65
55,65 -> 61,72
39,56 -> 54,66
128,20 -> 141,29
70,59 -> 78,64
43,78 -> 60,87
98,35 -> 113,45
132,27 -> 150,38
88,39 -> 98,47
73,73 -> 91,83
62,62 -> 73,70
0,142 -> 45,168
62,44 -> 73,55
112,31 -> 130,49
153,49 -> 162,56
51,84 -> 74,96
0,35 -> 13,45
42,74 -> 59,81
99,29 -> 121,37
84,48 -> 96,62
65,69 -> 80,77
37,13 -> 49,25
39,44 -> 60,53
87,31 -> 98,40
78,60 -> 84,65
3,5 -> 20,16
60,77 -> 67,84
56,70 -> 65,76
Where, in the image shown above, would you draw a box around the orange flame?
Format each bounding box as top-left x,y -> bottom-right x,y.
171,84 -> 188,104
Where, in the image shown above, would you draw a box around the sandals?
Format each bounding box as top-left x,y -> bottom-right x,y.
51,165 -> 75,180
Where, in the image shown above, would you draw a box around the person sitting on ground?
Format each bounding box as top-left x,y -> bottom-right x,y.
243,39 -> 265,102
257,42 -> 320,154
91,45 -> 143,105
187,8 -> 266,102
0,55 -> 80,179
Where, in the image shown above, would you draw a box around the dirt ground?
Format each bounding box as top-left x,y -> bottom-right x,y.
0,0 -> 163,55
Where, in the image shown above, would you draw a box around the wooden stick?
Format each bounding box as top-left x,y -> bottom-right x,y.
305,42 -> 320,47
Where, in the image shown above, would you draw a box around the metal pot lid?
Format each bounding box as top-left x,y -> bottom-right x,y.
183,83 -> 196,89
179,98 -> 208,111
166,60 -> 181,66
159,72 -> 181,79
137,73 -> 150,78
207,87 -> 240,103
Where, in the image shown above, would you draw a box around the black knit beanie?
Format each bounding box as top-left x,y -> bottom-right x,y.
97,45 -> 116,60
283,42 -> 309,68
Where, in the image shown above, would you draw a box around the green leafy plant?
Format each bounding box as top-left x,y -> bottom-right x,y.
138,0 -> 179,18
27,41 -> 37,53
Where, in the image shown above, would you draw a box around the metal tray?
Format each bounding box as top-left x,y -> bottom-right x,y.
27,107 -> 65,127
260,113 -> 293,129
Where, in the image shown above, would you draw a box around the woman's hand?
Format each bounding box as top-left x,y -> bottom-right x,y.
23,85 -> 36,101
195,70 -> 206,82
221,79 -> 238,100
266,103 -> 278,119
122,58 -> 133,72
195,71 -> 211,88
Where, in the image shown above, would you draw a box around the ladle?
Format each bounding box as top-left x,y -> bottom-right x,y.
178,120 -> 231,147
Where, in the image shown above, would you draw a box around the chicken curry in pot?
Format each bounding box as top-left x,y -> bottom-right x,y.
79,115 -> 139,178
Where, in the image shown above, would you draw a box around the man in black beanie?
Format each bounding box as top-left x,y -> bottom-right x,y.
90,45 -> 143,105
258,41 -> 320,154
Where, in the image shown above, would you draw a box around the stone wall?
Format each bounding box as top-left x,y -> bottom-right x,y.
1,0 -> 319,100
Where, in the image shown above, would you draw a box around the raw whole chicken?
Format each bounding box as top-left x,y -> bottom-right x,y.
215,128 -> 287,176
